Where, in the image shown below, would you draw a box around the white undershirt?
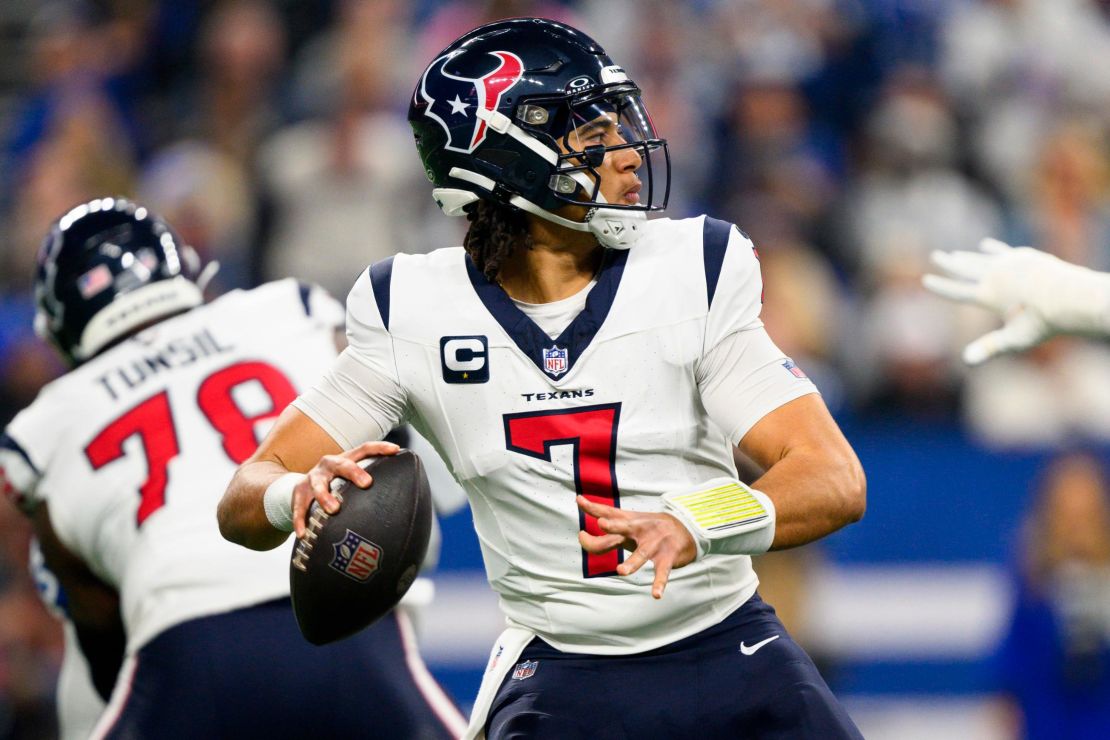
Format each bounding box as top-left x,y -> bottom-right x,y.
510,279 -> 597,339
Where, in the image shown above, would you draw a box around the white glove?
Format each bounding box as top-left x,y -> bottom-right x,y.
923,238 -> 1110,365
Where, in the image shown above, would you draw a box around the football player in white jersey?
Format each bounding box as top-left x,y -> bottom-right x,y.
219,19 -> 866,739
924,238 -> 1110,364
0,198 -> 465,739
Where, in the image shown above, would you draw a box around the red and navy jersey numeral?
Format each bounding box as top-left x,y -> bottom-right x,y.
504,403 -> 622,578
85,361 -> 297,526
197,361 -> 298,464
86,391 -> 180,526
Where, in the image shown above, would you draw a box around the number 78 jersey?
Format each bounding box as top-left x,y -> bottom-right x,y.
295,216 -> 818,655
0,279 -> 344,653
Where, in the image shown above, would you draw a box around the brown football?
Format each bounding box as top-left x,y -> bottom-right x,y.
289,450 -> 432,645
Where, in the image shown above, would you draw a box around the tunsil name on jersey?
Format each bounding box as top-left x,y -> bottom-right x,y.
94,327 -> 234,400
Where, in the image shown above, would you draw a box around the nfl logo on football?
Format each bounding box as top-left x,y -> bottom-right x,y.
511,660 -> 538,681
543,345 -> 568,377
330,529 -> 383,582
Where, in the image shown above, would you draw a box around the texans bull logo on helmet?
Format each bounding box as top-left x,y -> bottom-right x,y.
419,50 -> 524,153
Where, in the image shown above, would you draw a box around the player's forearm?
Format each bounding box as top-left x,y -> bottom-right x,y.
754,445 -> 866,550
218,461 -> 294,551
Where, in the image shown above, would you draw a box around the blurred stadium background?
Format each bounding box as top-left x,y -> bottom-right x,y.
2,0 -> 1110,738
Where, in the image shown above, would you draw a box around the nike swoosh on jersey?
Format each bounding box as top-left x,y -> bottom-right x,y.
739,635 -> 780,655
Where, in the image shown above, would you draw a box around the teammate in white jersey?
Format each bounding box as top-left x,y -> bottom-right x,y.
0,198 -> 465,739
219,19 -> 866,739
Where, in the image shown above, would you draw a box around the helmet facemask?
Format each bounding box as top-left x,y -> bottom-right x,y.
527,85 -> 670,216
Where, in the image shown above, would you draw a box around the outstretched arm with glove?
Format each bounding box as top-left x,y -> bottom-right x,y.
923,238 -> 1110,365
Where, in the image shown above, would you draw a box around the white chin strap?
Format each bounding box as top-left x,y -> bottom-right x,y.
549,170 -> 646,250
437,168 -> 645,249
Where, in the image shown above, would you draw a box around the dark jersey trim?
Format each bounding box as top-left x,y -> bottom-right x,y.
702,216 -> 733,309
369,257 -> 395,331
465,248 -> 628,380
296,281 -> 313,316
0,432 -> 40,476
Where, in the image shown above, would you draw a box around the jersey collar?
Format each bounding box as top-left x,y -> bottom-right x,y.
465,248 -> 628,381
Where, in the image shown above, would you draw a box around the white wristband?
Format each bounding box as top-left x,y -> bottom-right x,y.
263,472 -> 305,532
662,477 -> 776,558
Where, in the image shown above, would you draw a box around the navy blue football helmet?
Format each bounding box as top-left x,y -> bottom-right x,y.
34,197 -> 206,365
408,18 -> 670,248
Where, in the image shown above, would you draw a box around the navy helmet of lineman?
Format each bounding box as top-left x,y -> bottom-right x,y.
34,197 -> 210,367
408,17 -> 670,249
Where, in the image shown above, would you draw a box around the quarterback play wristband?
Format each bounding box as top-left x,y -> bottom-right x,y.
263,472 -> 305,532
662,478 -> 776,557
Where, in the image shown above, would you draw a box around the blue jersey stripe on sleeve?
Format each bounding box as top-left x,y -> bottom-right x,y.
0,432 -> 39,476
369,256 -> 395,330
702,216 -> 732,309
296,281 -> 313,316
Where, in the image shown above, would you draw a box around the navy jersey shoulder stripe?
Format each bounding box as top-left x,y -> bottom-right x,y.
296,281 -> 313,316
369,256 -> 395,330
0,432 -> 39,476
702,216 -> 733,309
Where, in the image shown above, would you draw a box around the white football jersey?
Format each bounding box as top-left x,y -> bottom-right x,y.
0,279 -> 344,653
294,216 -> 818,654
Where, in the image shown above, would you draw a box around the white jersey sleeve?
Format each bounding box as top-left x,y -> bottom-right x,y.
2,388 -> 72,512
702,222 -> 765,347
696,221 -> 818,445
292,263 -> 409,449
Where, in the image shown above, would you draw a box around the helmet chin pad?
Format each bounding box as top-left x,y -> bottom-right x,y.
585,207 -> 646,249
536,170 -> 648,249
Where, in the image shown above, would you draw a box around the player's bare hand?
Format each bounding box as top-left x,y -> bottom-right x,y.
292,441 -> 399,538
576,495 -> 697,599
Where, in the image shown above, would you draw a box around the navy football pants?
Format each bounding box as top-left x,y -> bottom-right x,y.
486,593 -> 862,739
96,598 -> 464,739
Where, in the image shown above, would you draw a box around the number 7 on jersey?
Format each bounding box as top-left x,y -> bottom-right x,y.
504,403 -> 622,578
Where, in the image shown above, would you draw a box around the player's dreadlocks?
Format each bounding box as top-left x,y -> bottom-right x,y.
463,199 -> 532,281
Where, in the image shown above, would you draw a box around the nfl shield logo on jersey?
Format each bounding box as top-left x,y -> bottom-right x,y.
511,660 -> 538,681
330,529 -> 383,582
543,345 -> 568,377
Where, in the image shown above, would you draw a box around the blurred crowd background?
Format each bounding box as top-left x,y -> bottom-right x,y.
2,0 -> 1110,738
